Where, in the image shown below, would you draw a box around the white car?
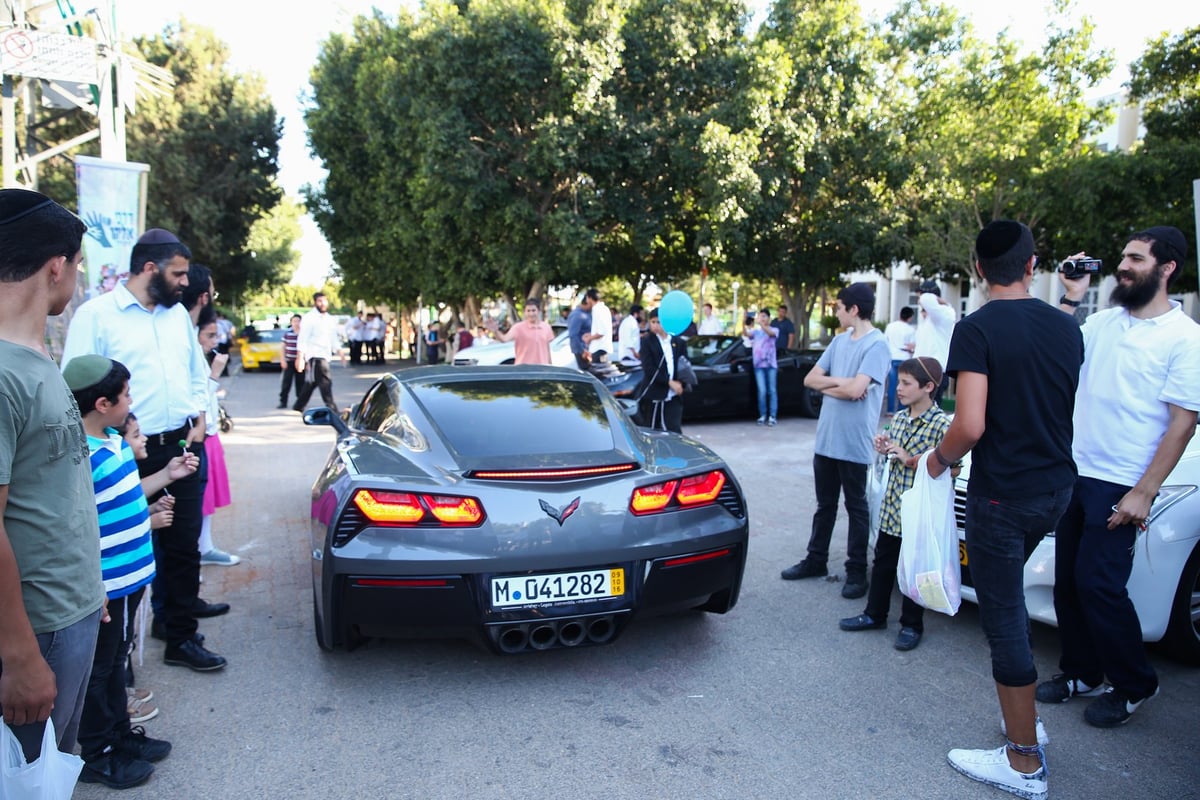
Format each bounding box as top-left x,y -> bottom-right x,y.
954,428 -> 1200,665
453,330 -> 575,367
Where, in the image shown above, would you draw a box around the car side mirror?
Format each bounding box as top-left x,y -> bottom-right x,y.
304,406 -> 351,437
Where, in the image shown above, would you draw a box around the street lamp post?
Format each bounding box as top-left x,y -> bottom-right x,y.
731,280 -> 740,328
697,244 -> 711,310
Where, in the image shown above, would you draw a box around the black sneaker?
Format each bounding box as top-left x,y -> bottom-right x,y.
1035,673 -> 1105,704
1084,685 -> 1159,728
119,726 -> 172,763
781,559 -> 828,580
79,750 -> 154,789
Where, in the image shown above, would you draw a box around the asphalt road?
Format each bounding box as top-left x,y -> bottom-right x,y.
74,357 -> 1200,800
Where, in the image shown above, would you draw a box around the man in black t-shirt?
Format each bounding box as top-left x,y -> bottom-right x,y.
925,220 -> 1083,800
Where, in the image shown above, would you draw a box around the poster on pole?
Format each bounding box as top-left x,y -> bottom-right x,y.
75,155 -> 149,297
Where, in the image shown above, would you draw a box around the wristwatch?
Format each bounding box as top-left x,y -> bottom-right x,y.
1059,295 -> 1081,307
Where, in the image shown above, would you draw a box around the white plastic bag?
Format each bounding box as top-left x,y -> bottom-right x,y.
867,454 -> 892,548
897,451 -> 961,616
1,718 -> 84,800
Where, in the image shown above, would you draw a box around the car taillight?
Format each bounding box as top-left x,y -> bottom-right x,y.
675,471 -> 725,505
630,470 -> 726,515
630,480 -> 678,514
352,489 -> 485,527
425,495 -> 484,524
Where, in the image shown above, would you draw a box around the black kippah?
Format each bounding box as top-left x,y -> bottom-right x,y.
0,188 -> 54,226
137,228 -> 181,245
976,220 -> 1034,260
1136,226 -> 1189,263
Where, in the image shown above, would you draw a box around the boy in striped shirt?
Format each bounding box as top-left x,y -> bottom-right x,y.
64,355 -> 197,789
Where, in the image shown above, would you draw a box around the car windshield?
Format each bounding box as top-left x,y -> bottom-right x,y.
686,335 -> 742,365
247,328 -> 285,343
410,377 -> 616,458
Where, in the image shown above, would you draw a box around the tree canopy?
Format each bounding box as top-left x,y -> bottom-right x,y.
304,0 -> 1197,326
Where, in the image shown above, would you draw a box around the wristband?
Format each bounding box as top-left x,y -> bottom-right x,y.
1059,295 -> 1081,308
933,446 -> 954,468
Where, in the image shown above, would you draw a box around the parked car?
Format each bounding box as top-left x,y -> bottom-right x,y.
454,328 -> 641,402
954,430 -> 1200,664
608,334 -> 823,420
237,327 -> 285,371
303,365 -> 750,654
452,327 -> 571,367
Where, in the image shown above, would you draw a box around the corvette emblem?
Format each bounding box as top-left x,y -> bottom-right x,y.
540,496 -> 581,526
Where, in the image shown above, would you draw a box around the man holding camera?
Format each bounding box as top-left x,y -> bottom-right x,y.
1041,226 -> 1200,727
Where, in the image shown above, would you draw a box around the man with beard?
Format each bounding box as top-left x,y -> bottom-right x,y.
1041,226 -> 1199,728
62,228 -> 227,672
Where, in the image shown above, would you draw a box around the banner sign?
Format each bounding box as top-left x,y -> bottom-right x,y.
75,155 -> 149,297
1,29 -> 101,84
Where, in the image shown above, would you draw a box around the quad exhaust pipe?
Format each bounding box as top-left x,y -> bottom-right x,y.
492,614 -> 618,653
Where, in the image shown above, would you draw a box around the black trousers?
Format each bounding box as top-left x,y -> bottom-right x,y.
349,340 -> 363,364
637,397 -> 682,433
1053,476 -> 1157,698
279,362 -> 306,404
864,533 -> 926,631
294,358 -> 336,410
78,588 -> 143,760
141,436 -> 205,645
806,453 -> 870,577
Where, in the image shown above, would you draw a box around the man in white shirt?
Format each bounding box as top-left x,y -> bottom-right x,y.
293,291 -> 346,412
883,306 -> 916,414
1042,225 -> 1200,728
698,302 -> 724,335
62,228 -> 227,672
914,280 -> 957,403
589,295 -> 613,363
617,303 -> 644,362
345,312 -> 365,365
365,312 -> 385,364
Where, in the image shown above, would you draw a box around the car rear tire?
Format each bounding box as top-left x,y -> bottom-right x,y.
313,589 -> 335,653
799,386 -> 822,418
1161,544 -> 1200,665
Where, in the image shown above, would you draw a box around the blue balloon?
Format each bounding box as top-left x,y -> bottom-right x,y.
658,290 -> 694,336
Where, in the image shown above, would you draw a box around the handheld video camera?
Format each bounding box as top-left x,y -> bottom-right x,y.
1059,258 -> 1102,280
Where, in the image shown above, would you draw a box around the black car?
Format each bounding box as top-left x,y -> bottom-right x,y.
613,335 -> 823,420
304,365 -> 749,654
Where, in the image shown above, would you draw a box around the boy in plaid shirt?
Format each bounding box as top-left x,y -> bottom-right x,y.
839,357 -> 953,651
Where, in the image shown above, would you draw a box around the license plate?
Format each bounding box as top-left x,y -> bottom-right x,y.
491,568 -> 625,609
959,540 -> 968,566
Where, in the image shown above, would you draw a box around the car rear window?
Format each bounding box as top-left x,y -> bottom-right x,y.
410,377 -> 615,457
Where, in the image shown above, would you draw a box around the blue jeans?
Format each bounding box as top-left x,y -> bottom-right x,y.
1053,476 -> 1157,698
965,487 -> 1071,687
754,366 -> 777,418
886,359 -> 902,414
4,609 -> 101,761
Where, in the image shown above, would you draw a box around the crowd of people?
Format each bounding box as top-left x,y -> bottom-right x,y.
2,190 -> 244,790
776,220 -> 1197,800
2,185 -> 1196,800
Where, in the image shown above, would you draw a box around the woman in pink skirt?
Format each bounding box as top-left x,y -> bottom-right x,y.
197,314 -> 239,566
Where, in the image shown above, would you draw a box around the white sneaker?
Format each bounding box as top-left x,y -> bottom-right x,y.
1000,715 -> 1049,745
200,548 -> 241,566
948,745 -> 1047,800
756,416 -> 766,425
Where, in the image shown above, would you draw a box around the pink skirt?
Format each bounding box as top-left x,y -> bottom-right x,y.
203,434 -> 232,515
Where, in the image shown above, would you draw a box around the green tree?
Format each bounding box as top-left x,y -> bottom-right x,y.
129,21 -> 285,302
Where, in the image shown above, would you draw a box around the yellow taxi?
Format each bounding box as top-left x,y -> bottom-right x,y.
237,327 -> 286,371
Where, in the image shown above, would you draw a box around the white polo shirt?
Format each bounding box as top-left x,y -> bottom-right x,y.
1073,301 -> 1200,486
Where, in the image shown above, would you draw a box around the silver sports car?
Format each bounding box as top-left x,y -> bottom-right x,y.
304,365 -> 749,654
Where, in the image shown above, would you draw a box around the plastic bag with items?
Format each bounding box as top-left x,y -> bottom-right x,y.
897,451 -> 961,616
